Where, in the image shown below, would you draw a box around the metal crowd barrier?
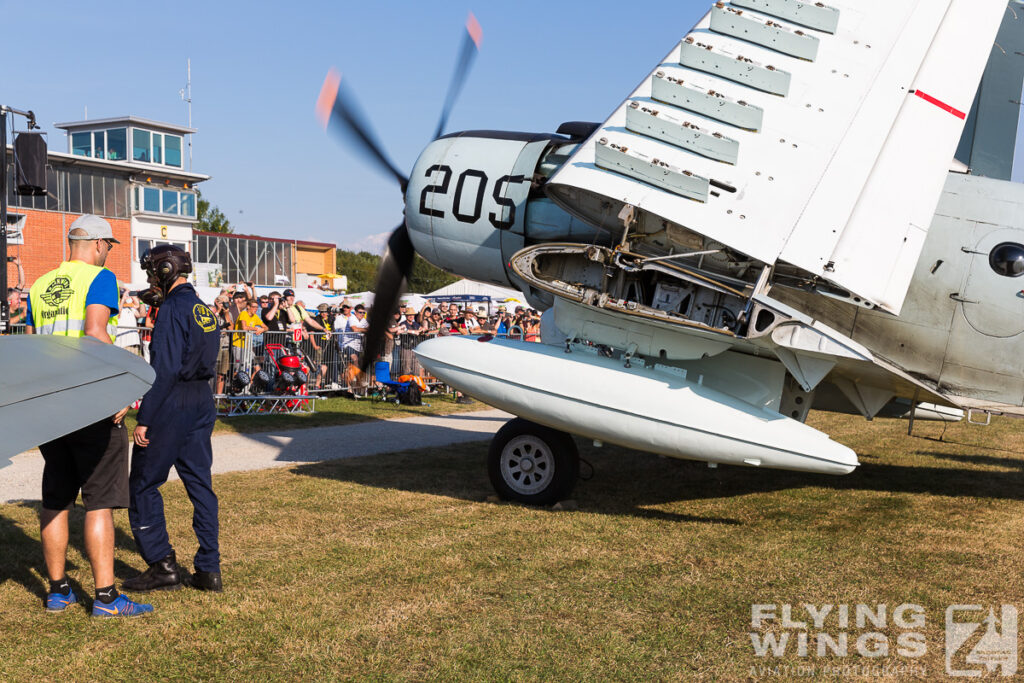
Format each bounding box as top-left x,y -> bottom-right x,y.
5,319 -> 542,410
217,329 -> 444,398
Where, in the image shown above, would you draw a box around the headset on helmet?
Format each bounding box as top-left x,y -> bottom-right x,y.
140,245 -> 193,307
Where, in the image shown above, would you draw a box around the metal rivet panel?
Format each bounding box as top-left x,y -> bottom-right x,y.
595,138 -> 711,202
625,102 -> 741,165
710,4 -> 820,61
679,38 -> 792,96
730,0 -> 840,34
651,71 -> 765,131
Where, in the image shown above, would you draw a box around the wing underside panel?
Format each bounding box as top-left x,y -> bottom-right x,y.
0,337 -> 155,462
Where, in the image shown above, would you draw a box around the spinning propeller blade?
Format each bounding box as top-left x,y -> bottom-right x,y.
317,14 -> 483,369
433,12 -> 483,140
360,223 -> 416,371
316,68 -> 409,190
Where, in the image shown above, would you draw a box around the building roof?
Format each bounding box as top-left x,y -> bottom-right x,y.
194,230 -> 336,249
54,115 -> 197,135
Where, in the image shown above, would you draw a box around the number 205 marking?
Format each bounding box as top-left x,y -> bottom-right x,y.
419,165 -> 527,230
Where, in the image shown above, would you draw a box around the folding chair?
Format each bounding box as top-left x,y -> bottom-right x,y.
373,360 -> 412,403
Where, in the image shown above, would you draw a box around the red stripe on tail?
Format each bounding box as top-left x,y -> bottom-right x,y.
913,89 -> 966,120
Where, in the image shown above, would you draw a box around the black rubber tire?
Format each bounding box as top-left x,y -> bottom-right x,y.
488,418 -> 579,505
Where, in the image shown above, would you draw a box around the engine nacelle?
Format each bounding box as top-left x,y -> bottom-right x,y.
404,131 -> 610,289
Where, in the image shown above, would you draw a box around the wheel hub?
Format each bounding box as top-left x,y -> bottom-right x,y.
501,435 -> 553,495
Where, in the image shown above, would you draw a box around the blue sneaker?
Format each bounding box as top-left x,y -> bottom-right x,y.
45,590 -> 78,613
91,593 -> 154,618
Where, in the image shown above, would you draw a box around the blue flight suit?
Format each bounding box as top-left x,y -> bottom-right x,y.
129,283 -> 221,572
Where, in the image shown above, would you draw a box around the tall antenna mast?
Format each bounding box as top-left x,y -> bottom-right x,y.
180,58 -> 193,170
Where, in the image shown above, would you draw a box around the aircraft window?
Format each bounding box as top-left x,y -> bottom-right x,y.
988,243 -> 1024,277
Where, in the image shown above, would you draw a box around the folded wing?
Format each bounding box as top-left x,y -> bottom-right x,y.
546,0 -> 1010,313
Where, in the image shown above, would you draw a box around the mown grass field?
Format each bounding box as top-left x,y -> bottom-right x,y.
2,411 -> 1023,681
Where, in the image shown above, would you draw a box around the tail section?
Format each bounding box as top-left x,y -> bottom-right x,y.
955,1 -> 1024,180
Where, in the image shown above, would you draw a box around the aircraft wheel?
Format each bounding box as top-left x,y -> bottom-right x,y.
488,418 -> 579,505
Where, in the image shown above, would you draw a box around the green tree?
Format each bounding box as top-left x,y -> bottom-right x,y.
335,250 -> 381,292
195,189 -> 232,234
335,250 -> 459,294
408,255 -> 459,293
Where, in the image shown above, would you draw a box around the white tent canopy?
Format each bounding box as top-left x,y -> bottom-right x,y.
427,280 -> 526,303
137,278 -> 522,314
187,286 -> 428,313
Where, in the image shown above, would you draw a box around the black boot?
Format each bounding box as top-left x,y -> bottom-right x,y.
188,570 -> 223,592
123,551 -> 183,592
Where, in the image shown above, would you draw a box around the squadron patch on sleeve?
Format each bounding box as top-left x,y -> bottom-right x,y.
193,303 -> 217,332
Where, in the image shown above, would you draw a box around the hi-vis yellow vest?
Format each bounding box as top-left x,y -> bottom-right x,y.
29,261 -> 118,340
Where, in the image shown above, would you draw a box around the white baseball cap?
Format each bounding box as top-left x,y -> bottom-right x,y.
67,214 -> 120,243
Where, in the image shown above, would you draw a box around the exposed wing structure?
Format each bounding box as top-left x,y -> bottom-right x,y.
0,337 -> 155,467
546,0 -> 1009,313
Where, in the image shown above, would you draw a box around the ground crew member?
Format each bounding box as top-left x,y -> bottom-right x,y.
26,214 -> 153,618
123,245 -> 223,593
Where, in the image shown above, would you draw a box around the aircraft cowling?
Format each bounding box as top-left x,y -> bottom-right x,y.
404,131 -> 609,289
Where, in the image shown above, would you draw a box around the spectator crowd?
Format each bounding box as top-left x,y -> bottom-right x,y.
6,273 -> 542,397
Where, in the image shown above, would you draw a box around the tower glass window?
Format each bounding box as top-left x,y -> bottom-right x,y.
143,187 -> 160,212
72,132 -> 91,157
152,133 -> 163,164
92,131 -> 105,159
162,189 -> 179,215
106,128 -> 127,160
133,129 -> 151,162
165,135 -> 182,168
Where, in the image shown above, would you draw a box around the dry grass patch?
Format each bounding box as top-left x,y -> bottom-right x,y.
2,411 -> 1024,680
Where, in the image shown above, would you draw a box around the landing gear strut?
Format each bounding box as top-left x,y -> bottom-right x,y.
488,418 -> 579,505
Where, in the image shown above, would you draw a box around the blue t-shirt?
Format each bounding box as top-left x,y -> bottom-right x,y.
26,267 -> 119,323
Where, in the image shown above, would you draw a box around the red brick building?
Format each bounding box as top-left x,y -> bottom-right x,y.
6,208 -> 132,286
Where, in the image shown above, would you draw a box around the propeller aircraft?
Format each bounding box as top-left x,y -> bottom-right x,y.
320,1 -> 1024,504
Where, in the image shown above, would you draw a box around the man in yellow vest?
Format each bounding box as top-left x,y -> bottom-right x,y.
26,214 -> 153,618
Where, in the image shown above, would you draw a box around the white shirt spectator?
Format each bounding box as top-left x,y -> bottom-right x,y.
116,303 -> 141,349
345,310 -> 369,351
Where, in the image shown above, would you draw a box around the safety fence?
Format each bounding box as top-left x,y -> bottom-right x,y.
213,328 -> 448,398
4,323 -> 438,394
4,322 -> 542,413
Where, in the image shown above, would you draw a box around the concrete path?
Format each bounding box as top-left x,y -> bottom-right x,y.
0,409 -> 511,504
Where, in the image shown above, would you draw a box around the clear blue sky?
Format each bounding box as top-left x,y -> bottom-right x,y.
2,0 -> 1022,251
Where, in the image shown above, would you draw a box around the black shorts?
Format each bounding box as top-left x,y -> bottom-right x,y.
39,419 -> 130,511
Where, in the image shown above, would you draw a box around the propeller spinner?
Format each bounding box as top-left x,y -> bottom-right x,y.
317,13 -> 482,371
